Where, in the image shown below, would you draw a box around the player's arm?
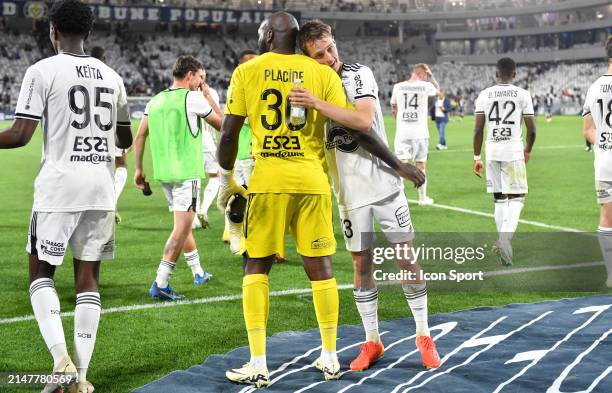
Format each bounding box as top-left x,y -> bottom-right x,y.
0,118 -> 38,148
201,82 -> 223,130
116,124 -> 132,149
583,113 -> 596,144
473,113 -> 485,177
133,116 -> 149,190
348,128 -> 425,187
217,114 -> 247,211
289,87 -> 373,132
424,65 -> 441,92
523,115 -> 536,163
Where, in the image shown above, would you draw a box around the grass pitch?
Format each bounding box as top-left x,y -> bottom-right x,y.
0,115 -> 605,392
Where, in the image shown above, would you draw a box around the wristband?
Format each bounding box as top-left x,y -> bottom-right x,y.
473,155 -> 481,161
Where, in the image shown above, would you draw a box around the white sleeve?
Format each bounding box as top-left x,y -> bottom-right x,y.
116,77 -> 131,126
474,91 -> 485,114
582,86 -> 593,117
210,88 -> 220,106
187,91 -> 213,118
390,85 -> 397,106
143,101 -> 150,116
15,65 -> 45,121
426,82 -> 437,97
354,66 -> 377,100
522,91 -> 534,116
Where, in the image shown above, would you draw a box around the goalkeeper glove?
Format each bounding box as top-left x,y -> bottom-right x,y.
217,167 -> 247,213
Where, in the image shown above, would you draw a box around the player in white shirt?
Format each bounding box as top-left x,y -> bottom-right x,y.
390,64 -> 440,205
0,2 -> 132,392
133,56 -> 222,299
473,58 -> 536,266
90,46 -> 128,225
582,37 -> 612,287
193,84 -> 220,230
292,20 -> 441,371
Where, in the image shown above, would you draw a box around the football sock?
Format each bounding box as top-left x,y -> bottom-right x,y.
597,227 -> 612,283
311,278 -> 339,355
30,278 -> 68,368
114,167 -> 127,205
418,171 -> 427,200
155,260 -> 175,288
494,199 -> 506,233
184,250 -> 204,277
74,292 -> 101,383
353,288 -> 380,343
501,197 -> 524,242
243,274 -> 269,362
201,177 -> 219,215
402,283 -> 430,337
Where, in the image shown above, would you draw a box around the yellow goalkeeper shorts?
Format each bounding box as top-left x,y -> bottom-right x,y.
243,193 -> 336,258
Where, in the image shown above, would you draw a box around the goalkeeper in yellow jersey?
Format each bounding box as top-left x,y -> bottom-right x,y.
217,12 -> 364,387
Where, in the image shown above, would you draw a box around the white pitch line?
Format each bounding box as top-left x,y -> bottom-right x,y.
407,199 -> 587,233
428,145 -> 581,154
0,261 -> 604,326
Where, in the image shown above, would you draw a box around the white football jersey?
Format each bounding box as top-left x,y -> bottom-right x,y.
202,88 -> 220,153
325,63 -> 403,210
474,84 -> 534,162
390,80 -> 437,140
583,74 -> 612,181
15,53 -> 131,212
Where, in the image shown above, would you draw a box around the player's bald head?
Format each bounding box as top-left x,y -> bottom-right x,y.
258,11 -> 299,54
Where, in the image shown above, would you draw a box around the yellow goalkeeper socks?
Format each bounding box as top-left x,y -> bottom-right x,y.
311,278 -> 339,352
243,274 -> 269,358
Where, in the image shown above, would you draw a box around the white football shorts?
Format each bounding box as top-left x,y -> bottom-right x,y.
203,151 -> 219,174
161,179 -> 201,212
596,180 -> 612,204
338,191 -> 414,252
26,210 -> 115,265
395,138 -> 429,163
486,159 -> 528,194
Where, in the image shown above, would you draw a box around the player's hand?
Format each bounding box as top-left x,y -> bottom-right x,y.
134,169 -> 146,190
473,159 -> 484,178
289,87 -> 319,109
217,169 -> 247,213
424,64 -> 433,78
200,82 -> 211,97
524,150 -> 531,163
396,162 -> 425,188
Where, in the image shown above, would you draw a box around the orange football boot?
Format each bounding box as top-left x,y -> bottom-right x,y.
416,336 -> 441,369
350,341 -> 385,371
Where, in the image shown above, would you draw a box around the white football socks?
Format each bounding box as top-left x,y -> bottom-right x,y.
114,167 -> 128,205
250,355 -> 267,370
418,171 -> 427,201
30,278 -> 68,369
597,227 -> 612,285
494,199 -> 506,232
184,249 -> 204,277
402,283 -> 430,337
500,198 -> 524,242
155,260 -> 175,288
201,177 -> 220,215
74,292 -> 101,383
353,288 -> 380,343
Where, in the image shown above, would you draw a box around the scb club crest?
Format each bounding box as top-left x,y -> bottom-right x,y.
24,1 -> 47,19
325,124 -> 359,153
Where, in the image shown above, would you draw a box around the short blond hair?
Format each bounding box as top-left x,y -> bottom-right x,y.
412,63 -> 428,76
297,19 -> 333,55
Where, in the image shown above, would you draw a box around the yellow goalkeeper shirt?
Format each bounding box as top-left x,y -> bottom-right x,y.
225,51 -> 347,194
